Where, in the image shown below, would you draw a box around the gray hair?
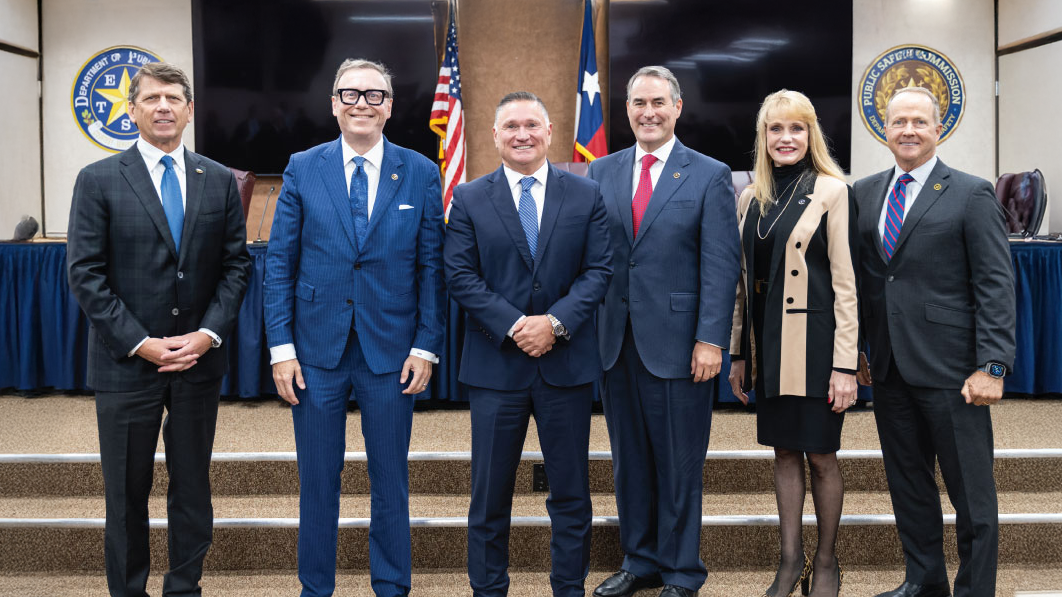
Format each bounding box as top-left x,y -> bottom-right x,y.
626,65 -> 681,104
494,91 -> 550,126
885,86 -> 941,125
128,62 -> 193,104
332,58 -> 393,97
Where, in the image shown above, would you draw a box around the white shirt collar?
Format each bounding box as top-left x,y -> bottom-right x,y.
341,136 -> 385,170
502,161 -> 550,190
894,155 -> 938,185
137,138 -> 186,172
634,135 -> 677,167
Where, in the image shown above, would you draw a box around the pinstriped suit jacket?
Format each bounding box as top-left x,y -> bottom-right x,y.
67,145 -> 252,392
263,137 -> 445,373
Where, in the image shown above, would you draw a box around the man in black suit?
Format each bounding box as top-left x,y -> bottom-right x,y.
67,62 -> 251,596
854,86 -> 1015,597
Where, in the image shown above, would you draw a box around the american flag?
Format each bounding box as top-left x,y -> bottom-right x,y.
429,1 -> 465,217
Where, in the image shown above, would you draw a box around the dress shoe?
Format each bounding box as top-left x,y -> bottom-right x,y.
873,581 -> 951,597
659,585 -> 697,597
593,570 -> 663,597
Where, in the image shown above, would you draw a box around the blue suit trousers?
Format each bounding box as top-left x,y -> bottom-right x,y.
293,330 -> 414,597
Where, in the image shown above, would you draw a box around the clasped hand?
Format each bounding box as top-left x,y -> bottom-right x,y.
135,331 -> 212,373
513,315 -> 555,358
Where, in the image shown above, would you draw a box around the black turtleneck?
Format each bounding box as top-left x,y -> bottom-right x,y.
753,157 -> 811,290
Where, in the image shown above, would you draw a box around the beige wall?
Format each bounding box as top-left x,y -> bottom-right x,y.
0,0 -> 42,240
850,0 -> 996,182
998,42 -> 1062,234
998,0 -> 1062,48
0,0 -> 37,51
41,0 -> 194,236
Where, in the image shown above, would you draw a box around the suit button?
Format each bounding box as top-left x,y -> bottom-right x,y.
786,297 -> 794,304
171,308 -> 179,316
629,260 -> 636,269
621,296 -> 628,303
887,275 -> 895,282
791,270 -> 798,276
177,271 -> 184,279
795,242 -> 802,249
354,262 -> 362,270
346,299 -> 353,305
533,282 -> 541,291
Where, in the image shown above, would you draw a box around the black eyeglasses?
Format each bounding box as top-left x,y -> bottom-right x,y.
336,89 -> 390,106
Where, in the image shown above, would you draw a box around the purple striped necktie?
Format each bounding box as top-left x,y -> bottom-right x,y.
883,173 -> 914,261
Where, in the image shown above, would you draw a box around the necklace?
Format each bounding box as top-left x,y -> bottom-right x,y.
756,171 -> 806,240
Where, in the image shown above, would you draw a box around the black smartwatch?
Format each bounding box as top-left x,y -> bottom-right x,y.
981,361 -> 1006,378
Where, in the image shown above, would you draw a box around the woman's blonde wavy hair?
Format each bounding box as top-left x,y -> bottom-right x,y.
751,89 -> 845,215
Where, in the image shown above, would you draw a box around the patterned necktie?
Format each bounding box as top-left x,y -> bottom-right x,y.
160,155 -> 184,252
518,176 -> 538,262
632,154 -> 658,238
882,173 -> 914,261
350,156 -> 369,250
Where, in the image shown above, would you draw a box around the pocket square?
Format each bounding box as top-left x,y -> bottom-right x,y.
399,204 -> 415,210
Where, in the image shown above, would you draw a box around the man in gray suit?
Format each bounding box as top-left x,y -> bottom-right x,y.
854,86 -> 1015,597
68,62 -> 251,596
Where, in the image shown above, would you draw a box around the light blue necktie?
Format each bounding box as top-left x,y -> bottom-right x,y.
350,156 -> 369,250
883,173 -> 914,261
518,176 -> 538,261
160,155 -> 184,252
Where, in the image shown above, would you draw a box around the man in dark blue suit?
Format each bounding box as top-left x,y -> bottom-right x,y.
444,91 -> 613,597
588,66 -> 741,597
263,59 -> 445,597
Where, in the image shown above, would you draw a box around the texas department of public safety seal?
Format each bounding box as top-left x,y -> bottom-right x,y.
71,46 -> 163,152
858,44 -> 965,145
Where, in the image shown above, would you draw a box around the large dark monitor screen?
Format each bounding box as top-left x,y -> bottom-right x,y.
191,0 -> 439,175
609,0 -> 853,172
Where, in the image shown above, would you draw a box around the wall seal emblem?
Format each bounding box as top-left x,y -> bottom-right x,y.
71,46 -> 163,152
858,44 -> 965,145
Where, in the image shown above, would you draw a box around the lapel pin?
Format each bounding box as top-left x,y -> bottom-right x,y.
391,173 -> 399,180
798,199 -> 806,205
195,168 -> 204,174
673,172 -> 680,179
933,183 -> 941,190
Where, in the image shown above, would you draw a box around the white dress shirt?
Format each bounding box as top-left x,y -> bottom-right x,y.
502,162 -> 550,337
631,134 -> 677,199
128,138 -> 220,357
877,155 -> 938,239
269,137 -> 438,365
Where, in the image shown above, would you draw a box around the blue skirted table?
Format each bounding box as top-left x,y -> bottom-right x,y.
2,241 -> 1060,400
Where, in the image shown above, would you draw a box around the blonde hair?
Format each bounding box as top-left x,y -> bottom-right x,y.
751,89 -> 844,215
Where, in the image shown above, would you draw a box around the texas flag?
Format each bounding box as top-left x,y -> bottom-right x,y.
573,0 -> 606,162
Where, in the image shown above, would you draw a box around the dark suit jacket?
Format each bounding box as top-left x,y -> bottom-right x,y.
67,144 -> 252,392
443,163 -> 613,390
731,174 -> 859,398
589,139 -> 741,379
263,136 -> 445,373
854,159 -> 1016,388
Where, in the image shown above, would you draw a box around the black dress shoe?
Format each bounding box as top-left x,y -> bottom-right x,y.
593,570 -> 663,597
659,585 -> 697,597
874,581 -> 951,597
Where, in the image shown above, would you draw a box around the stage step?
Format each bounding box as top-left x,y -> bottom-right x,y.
3,449 -> 1062,496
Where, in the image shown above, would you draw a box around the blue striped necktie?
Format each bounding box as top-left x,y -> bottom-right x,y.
160,155 -> 184,252
350,156 -> 369,250
518,176 -> 538,261
883,173 -> 914,261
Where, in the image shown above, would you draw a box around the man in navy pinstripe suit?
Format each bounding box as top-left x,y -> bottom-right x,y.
263,59 -> 446,597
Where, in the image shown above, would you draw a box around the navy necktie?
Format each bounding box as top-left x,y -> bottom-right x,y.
518,176 -> 538,261
160,155 -> 184,252
883,173 -> 914,261
350,156 -> 369,250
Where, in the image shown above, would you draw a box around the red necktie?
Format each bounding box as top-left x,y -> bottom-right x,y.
632,154 -> 657,238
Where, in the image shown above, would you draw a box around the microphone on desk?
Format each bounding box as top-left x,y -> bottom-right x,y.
253,186 -> 276,244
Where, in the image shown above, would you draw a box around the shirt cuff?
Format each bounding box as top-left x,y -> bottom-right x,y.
128,336 -> 149,357
198,328 -> 220,347
507,315 -> 527,338
409,348 -> 439,364
269,343 -> 297,365
696,340 -> 725,349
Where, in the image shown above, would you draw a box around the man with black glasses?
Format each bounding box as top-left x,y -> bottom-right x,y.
264,58 -> 445,597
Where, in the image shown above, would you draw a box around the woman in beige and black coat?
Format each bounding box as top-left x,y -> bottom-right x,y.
728,90 -> 859,597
